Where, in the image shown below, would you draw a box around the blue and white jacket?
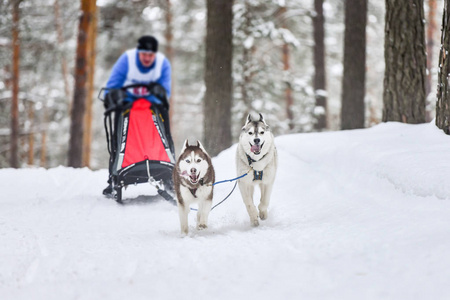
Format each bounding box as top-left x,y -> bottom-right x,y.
106,49 -> 171,104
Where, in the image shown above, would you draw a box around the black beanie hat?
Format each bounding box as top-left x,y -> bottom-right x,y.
137,35 -> 158,52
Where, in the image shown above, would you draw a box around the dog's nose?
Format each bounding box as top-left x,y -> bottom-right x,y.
254,138 -> 260,145
190,168 -> 197,174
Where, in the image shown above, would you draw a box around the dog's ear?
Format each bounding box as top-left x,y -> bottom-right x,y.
259,113 -> 268,126
245,114 -> 252,125
180,139 -> 189,155
196,140 -> 207,154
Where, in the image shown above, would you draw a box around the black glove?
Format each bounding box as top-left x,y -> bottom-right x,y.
104,89 -> 125,109
148,83 -> 169,109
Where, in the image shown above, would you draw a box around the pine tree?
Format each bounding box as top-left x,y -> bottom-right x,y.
10,0 -> 21,168
313,0 -> 327,130
341,0 -> 367,129
383,0 -> 426,123
203,0 -> 233,156
68,0 -> 96,167
436,0 -> 450,133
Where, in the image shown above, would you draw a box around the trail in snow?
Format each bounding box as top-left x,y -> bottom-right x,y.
1,122 -> 450,300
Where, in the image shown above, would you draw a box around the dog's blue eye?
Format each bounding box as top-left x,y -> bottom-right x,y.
185,159 -> 191,163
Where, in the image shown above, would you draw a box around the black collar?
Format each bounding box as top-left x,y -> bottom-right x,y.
246,153 -> 267,166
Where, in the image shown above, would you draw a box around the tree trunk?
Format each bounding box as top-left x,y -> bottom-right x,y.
40,106 -> 48,168
82,0 -> 97,168
426,0 -> 437,122
341,0 -> 367,130
165,0 -> 175,143
383,0 -> 426,124
204,0 -> 233,157
27,102 -> 34,166
68,0 -> 95,167
54,0 -> 72,102
10,0 -> 21,168
282,41 -> 294,130
279,6 -> 294,131
313,0 -> 327,130
436,0 -> 450,133
239,1 -> 256,125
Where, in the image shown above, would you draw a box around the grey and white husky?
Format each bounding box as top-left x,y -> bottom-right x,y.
236,113 -> 277,226
173,140 -> 215,235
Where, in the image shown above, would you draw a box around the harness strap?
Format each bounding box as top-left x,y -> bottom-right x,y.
246,154 -> 265,181
253,170 -> 263,181
189,188 -> 197,198
246,154 -> 256,165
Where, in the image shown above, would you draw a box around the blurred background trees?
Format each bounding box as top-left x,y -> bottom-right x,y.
0,0 -> 445,168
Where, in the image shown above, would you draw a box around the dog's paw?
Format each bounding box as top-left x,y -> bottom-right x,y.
197,224 -> 208,230
251,218 -> 260,227
259,210 -> 268,220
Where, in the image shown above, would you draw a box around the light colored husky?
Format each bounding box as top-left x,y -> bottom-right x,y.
173,140 -> 215,235
236,113 -> 277,226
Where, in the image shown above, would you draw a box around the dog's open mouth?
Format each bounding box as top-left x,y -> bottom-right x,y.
250,142 -> 264,155
189,172 -> 200,184
181,171 -> 200,184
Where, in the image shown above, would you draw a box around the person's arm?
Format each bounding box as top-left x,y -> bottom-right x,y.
106,53 -> 129,89
156,58 -> 172,100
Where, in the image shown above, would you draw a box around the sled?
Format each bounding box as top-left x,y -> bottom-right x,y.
99,83 -> 176,204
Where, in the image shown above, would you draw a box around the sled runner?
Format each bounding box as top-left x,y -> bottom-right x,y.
99,83 -> 176,204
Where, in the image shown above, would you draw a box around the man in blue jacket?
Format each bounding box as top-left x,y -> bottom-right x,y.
103,35 -> 173,196
106,35 -> 171,105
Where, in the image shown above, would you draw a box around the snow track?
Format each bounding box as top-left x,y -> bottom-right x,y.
1,122 -> 450,299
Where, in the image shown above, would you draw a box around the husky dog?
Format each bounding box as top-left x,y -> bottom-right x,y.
173,140 -> 215,235
236,113 -> 277,226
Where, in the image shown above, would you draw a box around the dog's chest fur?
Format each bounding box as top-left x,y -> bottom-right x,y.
179,183 -> 213,204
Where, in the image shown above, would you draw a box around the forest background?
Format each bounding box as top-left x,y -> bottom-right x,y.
0,0 -> 444,169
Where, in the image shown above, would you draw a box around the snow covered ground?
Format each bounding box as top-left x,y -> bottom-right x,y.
1,122 -> 450,300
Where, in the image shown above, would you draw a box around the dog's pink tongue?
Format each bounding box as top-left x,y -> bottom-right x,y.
251,144 -> 260,153
190,173 -> 198,182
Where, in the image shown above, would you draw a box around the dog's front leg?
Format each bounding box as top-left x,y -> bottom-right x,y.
238,181 -> 259,226
259,183 -> 273,220
178,203 -> 190,235
197,198 -> 212,230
